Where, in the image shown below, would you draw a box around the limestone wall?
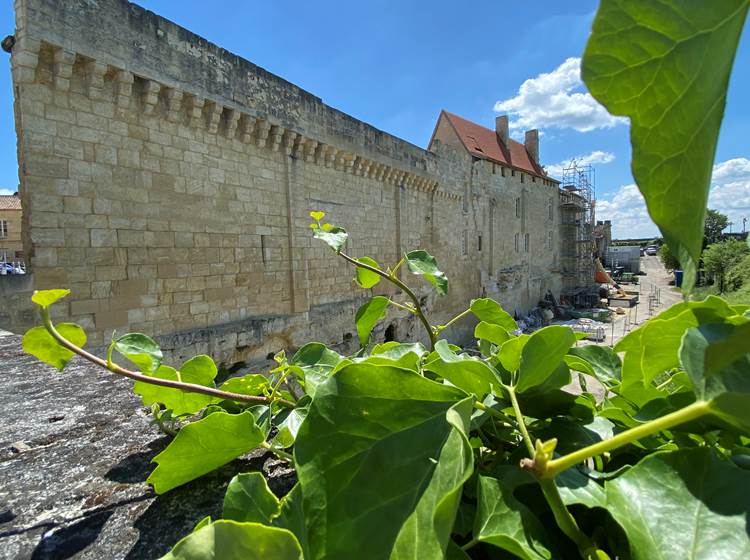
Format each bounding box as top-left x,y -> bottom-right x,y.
5,0 -> 561,365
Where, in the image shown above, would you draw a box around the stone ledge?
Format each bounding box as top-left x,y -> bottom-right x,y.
0,331 -> 293,559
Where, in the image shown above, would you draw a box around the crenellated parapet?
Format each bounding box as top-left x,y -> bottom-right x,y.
11,34 -> 441,194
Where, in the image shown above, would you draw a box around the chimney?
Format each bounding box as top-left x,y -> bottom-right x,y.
525,129 -> 539,164
495,115 -> 509,146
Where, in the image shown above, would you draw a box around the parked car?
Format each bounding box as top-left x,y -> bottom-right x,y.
645,245 -> 659,256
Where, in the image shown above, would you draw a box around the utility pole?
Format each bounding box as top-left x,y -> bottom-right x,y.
743,217 -> 747,233
728,221 -> 733,234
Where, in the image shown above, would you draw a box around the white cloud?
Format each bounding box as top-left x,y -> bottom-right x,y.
0,189 -> 15,196
494,57 -> 626,132
596,184 -> 659,240
546,150 -> 615,178
596,157 -> 750,239
708,158 -> 750,233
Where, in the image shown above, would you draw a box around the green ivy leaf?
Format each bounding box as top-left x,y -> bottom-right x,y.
354,257 -> 382,289
470,299 -> 518,332
192,516 -> 212,532
147,411 -> 265,494
474,321 -> 510,347
272,397 -> 310,449
291,343 -> 344,397
473,472 -> 553,559
223,472 -> 280,524
31,289 -> 70,308
219,373 -> 270,396
568,345 -> 622,387
133,357 -> 217,416
354,296 -> 390,346
605,449 -> 750,559
313,225 -> 348,253
680,322 -> 750,432
616,297 -> 740,403
272,485 -> 310,560
516,326 -> 575,394
22,324 -> 87,371
423,339 -> 502,397
582,0 -> 750,290
405,250 -> 448,296
161,520 -> 302,560
294,363 -> 472,560
113,333 -> 162,374
497,335 -> 528,374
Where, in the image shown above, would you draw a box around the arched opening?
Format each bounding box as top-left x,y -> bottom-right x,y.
384,323 -> 397,343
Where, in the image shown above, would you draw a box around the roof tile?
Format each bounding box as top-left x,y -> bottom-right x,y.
0,195 -> 22,210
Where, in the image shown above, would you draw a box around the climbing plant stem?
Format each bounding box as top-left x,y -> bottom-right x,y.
40,308 -> 295,409
507,385 -> 535,456
544,400 -> 711,478
339,251 -> 436,350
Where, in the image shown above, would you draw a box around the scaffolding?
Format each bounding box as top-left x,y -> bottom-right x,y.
560,161 -> 597,306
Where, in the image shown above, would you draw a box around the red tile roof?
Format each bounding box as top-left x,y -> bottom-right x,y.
433,111 -> 556,181
0,195 -> 22,210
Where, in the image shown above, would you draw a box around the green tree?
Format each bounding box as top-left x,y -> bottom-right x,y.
704,209 -> 729,246
659,244 -> 680,271
702,238 -> 749,292
726,253 -> 750,291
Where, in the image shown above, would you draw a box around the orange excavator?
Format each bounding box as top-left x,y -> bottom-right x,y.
595,258 -> 627,297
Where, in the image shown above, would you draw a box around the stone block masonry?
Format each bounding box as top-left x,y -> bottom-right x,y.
5,0 -> 563,365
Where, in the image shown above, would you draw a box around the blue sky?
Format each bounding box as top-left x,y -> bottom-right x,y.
1,1 -> 748,238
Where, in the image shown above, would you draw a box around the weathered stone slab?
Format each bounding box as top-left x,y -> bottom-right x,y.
0,331 -> 293,559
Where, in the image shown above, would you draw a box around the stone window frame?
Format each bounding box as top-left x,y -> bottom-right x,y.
514,232 -> 520,253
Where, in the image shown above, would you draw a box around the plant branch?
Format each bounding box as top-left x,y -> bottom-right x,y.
543,400 -> 711,478
40,308 -> 295,409
473,400 -> 514,427
506,385 -> 535,456
339,251 -> 436,349
259,441 -> 294,462
387,299 -> 415,313
437,308 -> 471,334
539,479 -> 602,559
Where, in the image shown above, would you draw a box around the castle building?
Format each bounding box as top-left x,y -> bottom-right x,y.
2,0 -> 592,364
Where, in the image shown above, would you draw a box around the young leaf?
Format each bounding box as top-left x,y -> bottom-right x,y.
133,361 -> 216,416
515,326 -> 575,393
473,473 -> 553,559
272,398 -> 310,449
568,345 -> 622,387
605,449 -> 750,560
313,225 -> 348,253
291,343 -> 344,397
354,296 -> 389,346
582,0 -> 750,289
474,321 -> 510,347
162,520 -> 303,560
423,339 -> 502,396
22,323 -> 87,371
113,333 -> 162,374
470,299 -> 518,332
309,211 -> 325,221
294,363 -> 472,560
219,373 -> 270,396
31,289 -> 70,309
497,335 -> 528,374
680,322 -> 750,432
223,472 -> 280,524
147,411 -> 265,494
405,250 -> 448,296
354,257 -> 382,289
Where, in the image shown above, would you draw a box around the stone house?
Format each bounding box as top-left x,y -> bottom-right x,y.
2,0 -> 587,365
0,193 -> 24,265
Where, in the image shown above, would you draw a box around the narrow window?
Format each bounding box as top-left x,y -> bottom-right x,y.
0,220 -> 7,239
548,231 -> 553,249
461,230 -> 468,255
532,176 -> 536,183
511,169 -> 516,177
548,197 -> 553,220
524,233 -> 529,252
478,234 -> 483,252
514,233 -> 519,253
501,167 -> 506,177
515,198 -> 521,219
521,173 -> 525,183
